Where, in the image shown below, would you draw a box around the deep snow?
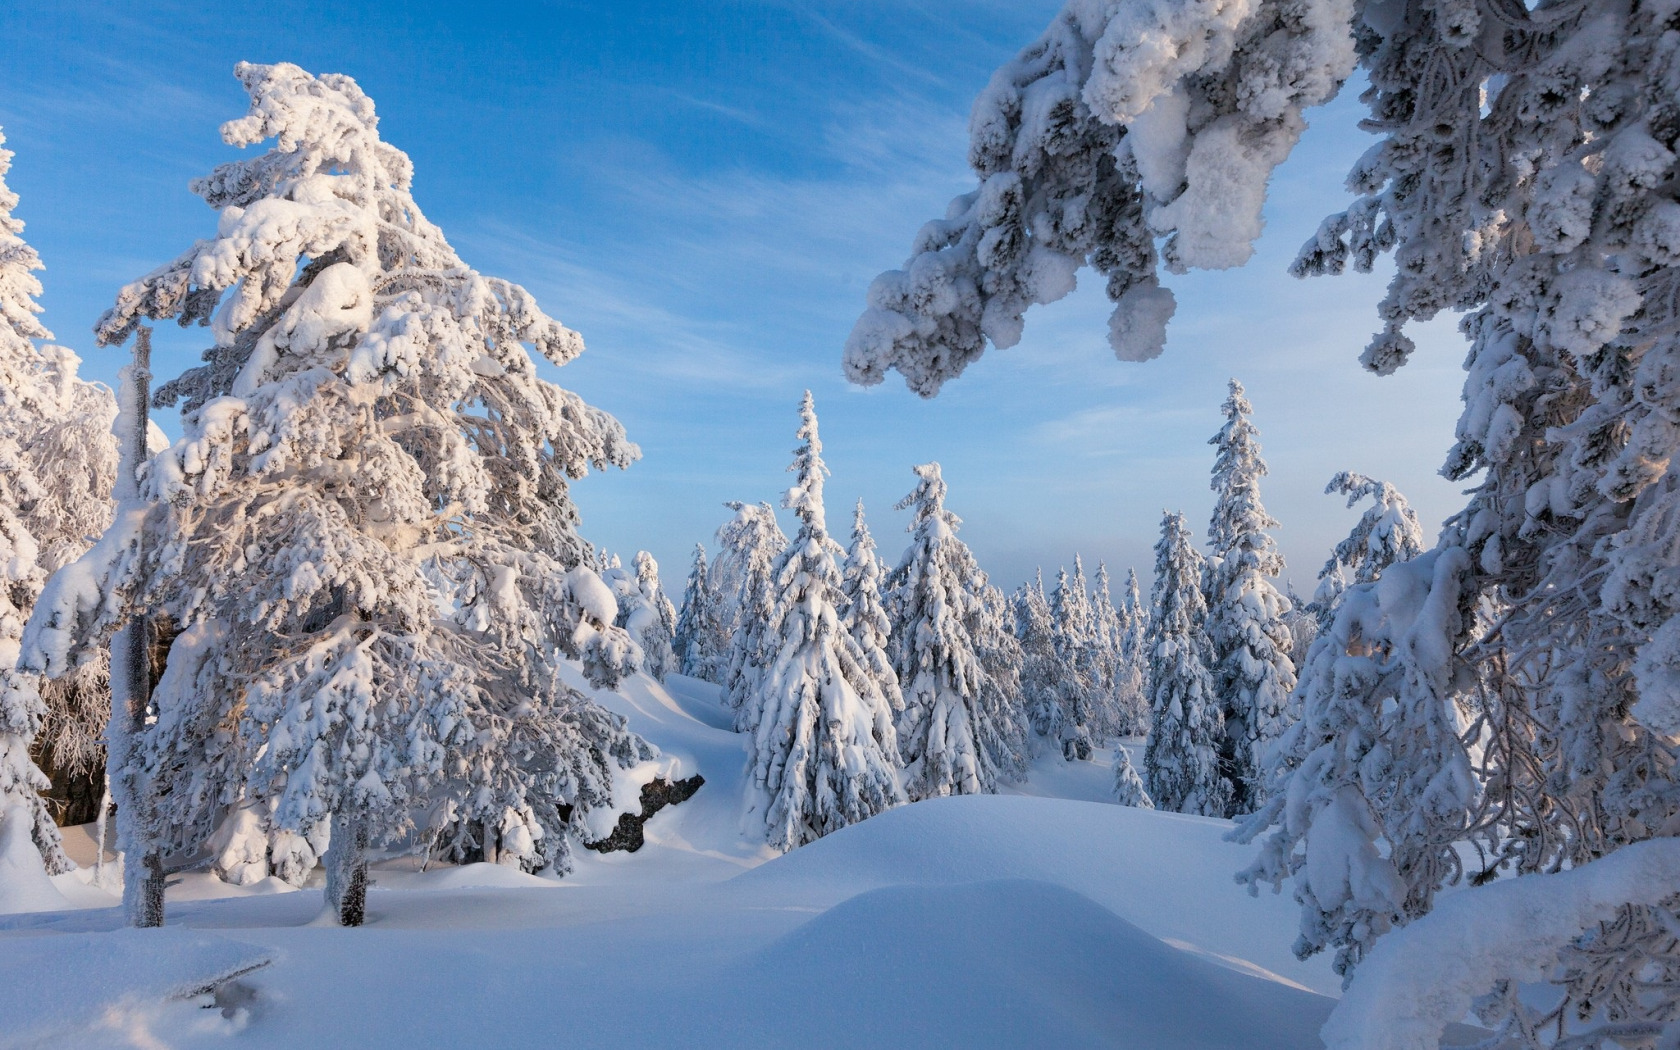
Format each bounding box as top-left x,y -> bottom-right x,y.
0,673 -> 1347,1049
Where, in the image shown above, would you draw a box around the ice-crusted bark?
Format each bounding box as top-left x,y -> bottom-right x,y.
742,394 -> 905,850
0,129 -> 117,875
21,64 -> 649,917
1205,379 -> 1295,815
1144,511 -> 1230,817
844,0 -> 1356,393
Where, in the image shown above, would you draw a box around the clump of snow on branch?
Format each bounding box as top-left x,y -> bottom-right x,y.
844,0 -> 1356,394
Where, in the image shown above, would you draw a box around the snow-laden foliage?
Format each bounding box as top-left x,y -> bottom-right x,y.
674,543 -> 724,683
1308,471 -> 1425,631
0,130 -> 117,873
1112,744 -> 1153,809
970,582 -> 1033,782
1014,571 -> 1067,745
716,501 -> 789,727
1114,567 -> 1151,735
844,0 -> 1357,393
1090,561 -> 1143,736
1205,379 -> 1295,815
839,501 -> 903,722
1144,511 -> 1229,817
1049,561 -> 1098,760
742,394 -> 905,850
20,64 -> 649,919
607,552 -> 678,681
887,463 -> 1019,798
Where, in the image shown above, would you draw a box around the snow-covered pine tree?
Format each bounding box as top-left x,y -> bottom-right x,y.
0,130 -> 118,873
673,543 -> 722,682
1143,512 -> 1229,818
1114,567 -> 1150,736
853,1 -> 1680,1036
1112,744 -> 1153,809
969,581 -> 1032,782
1012,570 -> 1064,746
888,463 -> 1014,798
21,63 -> 649,921
839,500 -> 902,723
1048,560 -> 1096,760
1308,471 -> 1425,633
743,393 -> 904,850
1090,561 -> 1130,737
716,501 -> 788,727
607,551 -> 677,681
1204,379 -> 1295,815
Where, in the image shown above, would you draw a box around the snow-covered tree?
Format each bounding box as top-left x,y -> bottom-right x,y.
21,64 -> 649,923
1205,379 -> 1295,815
1309,471 -> 1425,632
1089,561 -> 1133,737
887,463 -> 1015,798
673,543 -> 723,682
715,501 -> 788,727
1112,745 -> 1153,809
839,501 -> 902,721
0,130 -> 118,872
1048,560 -> 1098,759
1113,567 -> 1150,736
855,0 -> 1680,1037
969,582 -> 1032,781
607,551 -> 677,681
742,393 -> 904,850
1012,570 -> 1064,745
1143,512 -> 1228,818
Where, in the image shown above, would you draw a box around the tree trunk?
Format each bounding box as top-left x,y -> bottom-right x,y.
482,818 -> 498,866
326,812 -> 369,927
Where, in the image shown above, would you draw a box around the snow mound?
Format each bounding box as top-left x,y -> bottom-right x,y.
736,793 -> 1335,994
0,805 -> 71,915
722,878 -> 1329,1049
0,927 -> 272,1048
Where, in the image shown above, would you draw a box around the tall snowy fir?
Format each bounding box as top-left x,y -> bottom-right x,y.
1143,512 -> 1228,818
741,393 -> 904,851
0,129 -> 118,873
1012,571 -> 1064,746
673,543 -> 722,682
715,501 -> 788,727
1114,568 -> 1150,737
1204,379 -> 1295,815
838,501 -> 902,724
1308,471 -> 1425,630
1048,561 -> 1096,759
887,463 -> 1014,799
20,64 -> 651,924
856,0 -> 1680,1038
1090,562 -> 1132,736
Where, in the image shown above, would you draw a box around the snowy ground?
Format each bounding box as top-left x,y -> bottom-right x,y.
1,674 -> 1351,1049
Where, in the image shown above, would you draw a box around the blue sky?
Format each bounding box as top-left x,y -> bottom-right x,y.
1,1 -> 1469,594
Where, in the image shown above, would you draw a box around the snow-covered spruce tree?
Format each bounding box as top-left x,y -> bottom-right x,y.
1308,471 -> 1425,633
970,581 -> 1032,781
21,64 -> 649,922
742,393 -> 904,850
1143,512 -> 1229,818
0,130 -> 118,872
1048,561 -> 1097,760
1090,561 -> 1131,737
673,543 -> 722,682
1012,570 -> 1065,746
1205,379 -> 1295,816
887,463 -> 1016,798
715,501 -> 788,727
607,551 -> 677,681
852,0 -> 1680,1037
839,501 -> 903,723
1113,567 -> 1150,736
1112,744 -> 1153,810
